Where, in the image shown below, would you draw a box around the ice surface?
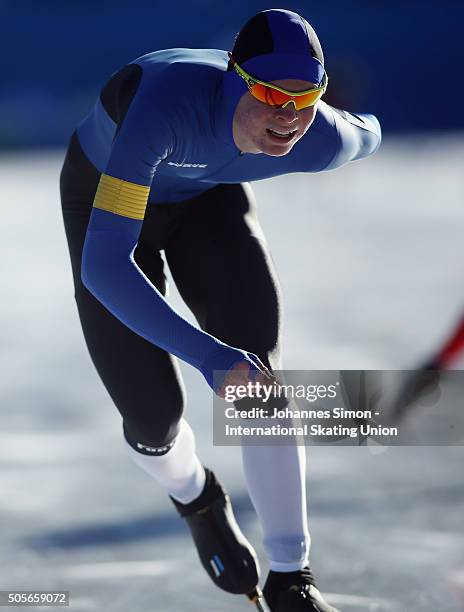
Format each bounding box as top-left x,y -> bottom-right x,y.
1,135 -> 463,611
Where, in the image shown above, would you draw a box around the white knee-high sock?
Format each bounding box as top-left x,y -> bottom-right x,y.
241,443 -> 310,572
124,418 -> 206,504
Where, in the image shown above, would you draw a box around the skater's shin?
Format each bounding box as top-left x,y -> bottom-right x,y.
241,443 -> 310,572
124,418 -> 206,504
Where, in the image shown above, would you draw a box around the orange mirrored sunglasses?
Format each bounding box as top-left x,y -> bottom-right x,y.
229,53 -> 328,110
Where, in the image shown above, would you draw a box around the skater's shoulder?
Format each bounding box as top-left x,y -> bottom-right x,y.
122,48 -> 227,112
131,48 -> 228,83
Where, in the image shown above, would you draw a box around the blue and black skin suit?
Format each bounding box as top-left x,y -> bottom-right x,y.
60,11 -> 381,454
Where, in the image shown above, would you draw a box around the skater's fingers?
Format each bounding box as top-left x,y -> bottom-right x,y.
245,352 -> 276,381
216,360 -> 278,400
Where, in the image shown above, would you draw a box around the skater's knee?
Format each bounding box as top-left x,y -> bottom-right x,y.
122,399 -> 184,455
123,420 -> 181,456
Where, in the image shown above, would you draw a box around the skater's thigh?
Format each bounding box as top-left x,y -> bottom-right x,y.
165,183 -> 283,370
61,136 -> 185,448
73,256 -> 185,449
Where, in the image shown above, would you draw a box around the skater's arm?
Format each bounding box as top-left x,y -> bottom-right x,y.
82,207 -> 230,370
324,106 -> 381,170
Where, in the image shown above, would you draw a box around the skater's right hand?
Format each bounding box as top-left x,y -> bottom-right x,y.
218,358 -> 275,399
200,345 -> 274,397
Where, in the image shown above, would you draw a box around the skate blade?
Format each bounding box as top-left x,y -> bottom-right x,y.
247,587 -> 269,611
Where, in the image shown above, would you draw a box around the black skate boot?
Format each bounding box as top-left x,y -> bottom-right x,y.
171,468 -> 264,607
263,566 -> 340,612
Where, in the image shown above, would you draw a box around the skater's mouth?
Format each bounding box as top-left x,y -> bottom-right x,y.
266,128 -> 298,143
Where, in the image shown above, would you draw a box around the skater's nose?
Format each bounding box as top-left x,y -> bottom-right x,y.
273,103 -> 298,123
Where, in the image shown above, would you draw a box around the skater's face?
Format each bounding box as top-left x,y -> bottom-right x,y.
232,79 -> 318,157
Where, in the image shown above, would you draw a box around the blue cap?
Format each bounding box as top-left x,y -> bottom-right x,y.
221,9 -> 325,145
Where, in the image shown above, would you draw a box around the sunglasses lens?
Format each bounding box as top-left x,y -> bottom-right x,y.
250,84 -> 323,109
250,84 -> 292,107
293,89 -> 324,109
248,84 -> 280,105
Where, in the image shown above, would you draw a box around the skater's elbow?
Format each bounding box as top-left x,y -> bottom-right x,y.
359,113 -> 382,159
